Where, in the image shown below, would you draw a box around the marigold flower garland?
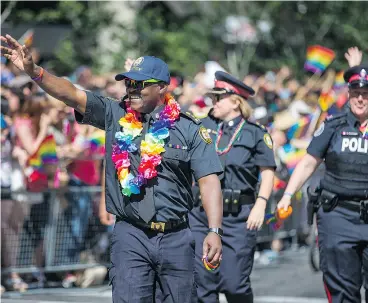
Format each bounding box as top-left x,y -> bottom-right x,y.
112,94 -> 181,197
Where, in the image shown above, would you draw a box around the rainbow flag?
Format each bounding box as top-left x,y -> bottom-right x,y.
273,176 -> 287,192
360,124 -> 368,140
279,144 -> 306,174
286,115 -> 312,140
318,90 -> 336,111
333,71 -> 346,90
28,135 -> 58,169
88,130 -> 105,155
19,29 -> 34,48
304,45 -> 335,74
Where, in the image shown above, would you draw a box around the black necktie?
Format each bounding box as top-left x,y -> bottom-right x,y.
139,114 -> 156,223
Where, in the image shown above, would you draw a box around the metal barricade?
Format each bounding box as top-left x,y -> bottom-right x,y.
1,186 -> 111,276
1,186 -> 305,277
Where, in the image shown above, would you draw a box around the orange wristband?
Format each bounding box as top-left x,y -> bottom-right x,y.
31,67 -> 44,82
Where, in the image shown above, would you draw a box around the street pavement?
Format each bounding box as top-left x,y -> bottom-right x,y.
2,249 -> 366,303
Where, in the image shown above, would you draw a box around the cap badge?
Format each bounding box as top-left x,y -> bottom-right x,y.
131,57 -> 144,71
360,69 -> 367,80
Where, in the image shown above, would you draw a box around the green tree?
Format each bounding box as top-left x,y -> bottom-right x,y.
2,1 -> 114,75
131,1 -> 367,79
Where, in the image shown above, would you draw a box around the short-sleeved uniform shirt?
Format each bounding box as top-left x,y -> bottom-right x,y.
203,114 -> 276,195
307,110 -> 368,198
75,92 -> 223,222
307,111 -> 360,159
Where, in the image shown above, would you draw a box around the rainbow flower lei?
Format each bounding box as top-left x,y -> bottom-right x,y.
112,94 -> 181,196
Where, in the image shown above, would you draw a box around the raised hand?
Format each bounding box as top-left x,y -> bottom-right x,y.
344,47 -> 363,68
1,34 -> 35,76
124,58 -> 135,72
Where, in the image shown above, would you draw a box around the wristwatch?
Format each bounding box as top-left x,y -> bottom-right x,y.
208,227 -> 223,238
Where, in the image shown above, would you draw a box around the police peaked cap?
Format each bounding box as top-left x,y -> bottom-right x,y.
207,71 -> 255,99
343,65 -> 368,88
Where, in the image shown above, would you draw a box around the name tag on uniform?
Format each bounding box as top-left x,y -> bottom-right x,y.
341,131 -> 359,137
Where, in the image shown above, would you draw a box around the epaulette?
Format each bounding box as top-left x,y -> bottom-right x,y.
324,113 -> 348,126
247,120 -> 268,132
180,111 -> 201,125
325,112 -> 347,123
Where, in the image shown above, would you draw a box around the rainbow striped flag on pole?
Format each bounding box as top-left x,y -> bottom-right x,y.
27,134 -> 58,169
304,45 -> 335,74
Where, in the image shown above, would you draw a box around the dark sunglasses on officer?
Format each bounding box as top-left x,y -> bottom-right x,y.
349,89 -> 368,99
210,88 -> 238,102
124,79 -> 163,90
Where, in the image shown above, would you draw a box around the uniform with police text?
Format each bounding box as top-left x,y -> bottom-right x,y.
307,65 -> 368,303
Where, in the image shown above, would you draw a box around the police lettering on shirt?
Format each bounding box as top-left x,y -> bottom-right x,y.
341,137 -> 368,153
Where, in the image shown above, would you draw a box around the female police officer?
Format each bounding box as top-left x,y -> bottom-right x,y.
189,71 -> 276,303
278,65 -> 368,303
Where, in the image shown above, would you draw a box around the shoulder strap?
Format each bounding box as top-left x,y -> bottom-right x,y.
324,113 -> 348,126
180,111 -> 202,125
247,120 -> 268,132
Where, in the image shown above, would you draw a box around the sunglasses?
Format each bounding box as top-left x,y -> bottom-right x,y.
124,79 -> 161,90
349,90 -> 368,99
213,92 -> 233,102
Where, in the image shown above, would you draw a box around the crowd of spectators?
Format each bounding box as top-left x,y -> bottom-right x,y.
1,46 -> 362,293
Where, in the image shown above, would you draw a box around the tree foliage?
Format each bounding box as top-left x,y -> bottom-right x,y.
133,1 -> 368,78
2,1 -> 114,75
3,1 -> 367,78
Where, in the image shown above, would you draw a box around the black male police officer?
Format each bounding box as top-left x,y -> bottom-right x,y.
278,65 -> 368,303
0,34 -> 224,303
189,71 -> 276,303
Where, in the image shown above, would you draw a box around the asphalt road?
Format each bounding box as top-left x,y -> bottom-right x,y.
2,249 -> 366,303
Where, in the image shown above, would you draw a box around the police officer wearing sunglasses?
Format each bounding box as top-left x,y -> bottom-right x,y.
1,34 -> 224,303
189,71 -> 276,303
278,64 -> 368,303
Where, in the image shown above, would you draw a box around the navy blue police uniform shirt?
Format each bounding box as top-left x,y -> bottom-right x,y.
203,114 -> 276,195
74,91 -> 223,222
307,110 -> 368,197
307,110 -> 367,158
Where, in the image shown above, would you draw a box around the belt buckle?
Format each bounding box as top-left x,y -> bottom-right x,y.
150,222 -> 165,232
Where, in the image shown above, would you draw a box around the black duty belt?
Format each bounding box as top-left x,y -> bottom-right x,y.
222,189 -> 255,205
238,193 -> 255,205
120,215 -> 188,233
338,200 -> 361,212
338,199 -> 368,223
198,190 -> 255,205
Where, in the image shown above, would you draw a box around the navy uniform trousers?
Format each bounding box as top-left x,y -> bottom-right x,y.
109,220 -> 197,303
189,205 -> 256,303
317,206 -> 368,303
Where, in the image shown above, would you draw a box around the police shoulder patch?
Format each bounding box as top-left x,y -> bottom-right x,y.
180,111 -> 201,125
199,126 -> 212,144
313,122 -> 325,137
263,133 -> 273,149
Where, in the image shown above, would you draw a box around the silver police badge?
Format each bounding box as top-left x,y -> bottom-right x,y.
360,69 -> 367,80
